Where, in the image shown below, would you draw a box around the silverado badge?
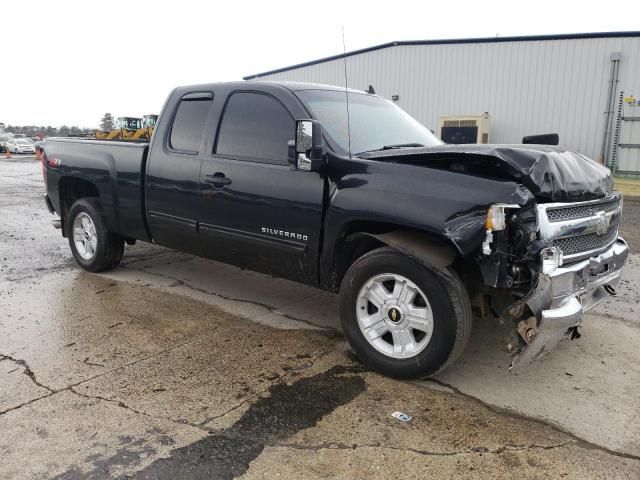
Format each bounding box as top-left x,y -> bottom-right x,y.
261,227 -> 308,242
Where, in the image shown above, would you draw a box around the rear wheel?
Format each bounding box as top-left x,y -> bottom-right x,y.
67,198 -> 124,272
339,247 -> 472,378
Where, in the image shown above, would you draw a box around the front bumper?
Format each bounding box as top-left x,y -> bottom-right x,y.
511,237 -> 629,367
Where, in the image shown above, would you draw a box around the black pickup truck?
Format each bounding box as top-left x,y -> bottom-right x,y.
42,81 -> 628,377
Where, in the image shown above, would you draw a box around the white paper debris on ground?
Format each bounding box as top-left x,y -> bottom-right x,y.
391,411 -> 412,422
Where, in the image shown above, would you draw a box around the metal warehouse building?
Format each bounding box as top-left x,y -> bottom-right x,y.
245,32 -> 640,176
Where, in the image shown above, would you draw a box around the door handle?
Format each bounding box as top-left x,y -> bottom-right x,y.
204,172 -> 232,187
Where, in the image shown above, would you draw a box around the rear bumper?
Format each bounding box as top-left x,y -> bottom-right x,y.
43,194 -> 55,214
512,237 -> 629,367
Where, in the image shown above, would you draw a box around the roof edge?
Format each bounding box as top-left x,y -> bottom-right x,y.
243,31 -> 640,80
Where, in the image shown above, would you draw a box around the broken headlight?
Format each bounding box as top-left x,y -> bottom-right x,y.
485,204 -> 521,231
482,204 -> 521,255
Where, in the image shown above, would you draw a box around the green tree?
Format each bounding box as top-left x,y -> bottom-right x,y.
100,113 -> 114,131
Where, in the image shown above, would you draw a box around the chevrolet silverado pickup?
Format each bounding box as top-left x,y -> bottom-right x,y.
41,81 -> 629,377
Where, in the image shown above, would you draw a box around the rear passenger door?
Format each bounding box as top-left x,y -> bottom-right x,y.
198,90 -> 325,285
146,92 -> 213,254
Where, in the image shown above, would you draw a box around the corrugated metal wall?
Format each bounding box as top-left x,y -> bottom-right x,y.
251,37 -> 640,166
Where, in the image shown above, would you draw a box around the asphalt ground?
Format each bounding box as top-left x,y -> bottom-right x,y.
1,155 -> 639,479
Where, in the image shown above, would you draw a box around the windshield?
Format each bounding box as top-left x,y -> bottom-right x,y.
296,90 -> 442,155
16,139 -> 33,145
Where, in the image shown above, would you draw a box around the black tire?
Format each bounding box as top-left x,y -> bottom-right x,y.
67,198 -> 124,272
339,247 -> 472,378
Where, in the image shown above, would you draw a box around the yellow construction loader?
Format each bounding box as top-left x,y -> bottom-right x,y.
129,115 -> 159,140
95,115 -> 158,141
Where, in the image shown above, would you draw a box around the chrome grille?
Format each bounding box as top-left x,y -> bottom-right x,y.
553,225 -> 618,256
546,197 -> 620,222
537,193 -> 622,261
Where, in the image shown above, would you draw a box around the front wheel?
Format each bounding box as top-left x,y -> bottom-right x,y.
67,198 -> 124,272
339,247 -> 472,378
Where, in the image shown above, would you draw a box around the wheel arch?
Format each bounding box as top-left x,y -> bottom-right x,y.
366,230 -> 457,269
325,222 -> 459,292
58,176 -> 101,237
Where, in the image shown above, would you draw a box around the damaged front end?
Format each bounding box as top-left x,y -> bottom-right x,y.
506,194 -> 628,367
509,238 -> 628,367
446,192 -> 628,368
361,143 -> 628,367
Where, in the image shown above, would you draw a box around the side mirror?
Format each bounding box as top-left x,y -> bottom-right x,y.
288,119 -> 323,172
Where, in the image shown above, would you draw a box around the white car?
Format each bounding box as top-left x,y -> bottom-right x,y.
6,138 -> 36,154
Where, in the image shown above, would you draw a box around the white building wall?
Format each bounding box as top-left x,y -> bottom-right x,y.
250,37 -> 640,163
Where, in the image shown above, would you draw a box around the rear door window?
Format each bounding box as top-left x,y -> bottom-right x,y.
215,92 -> 294,164
170,94 -> 213,153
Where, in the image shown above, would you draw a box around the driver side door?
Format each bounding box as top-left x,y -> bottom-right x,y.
197,90 -> 325,285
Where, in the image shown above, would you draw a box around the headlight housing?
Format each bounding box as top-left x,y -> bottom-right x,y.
485,204 -> 521,231
482,203 -> 521,255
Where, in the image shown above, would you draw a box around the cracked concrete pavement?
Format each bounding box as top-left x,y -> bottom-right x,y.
1,155 -> 639,479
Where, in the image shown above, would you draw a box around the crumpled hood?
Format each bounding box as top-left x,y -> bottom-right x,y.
358,144 -> 613,202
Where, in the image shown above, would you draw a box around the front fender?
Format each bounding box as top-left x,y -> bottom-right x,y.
324,155 -> 535,259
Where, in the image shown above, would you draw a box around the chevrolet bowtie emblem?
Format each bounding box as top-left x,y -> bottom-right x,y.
388,307 -> 401,322
595,211 -> 610,235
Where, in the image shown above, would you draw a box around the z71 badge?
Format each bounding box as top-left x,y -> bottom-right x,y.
261,227 -> 308,242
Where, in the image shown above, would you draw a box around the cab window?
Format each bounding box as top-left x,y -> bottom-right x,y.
215,92 -> 294,164
170,95 -> 213,153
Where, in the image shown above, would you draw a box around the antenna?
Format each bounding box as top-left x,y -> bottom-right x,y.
342,26 -> 352,158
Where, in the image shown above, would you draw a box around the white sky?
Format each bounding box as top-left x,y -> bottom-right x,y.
1,0 -> 637,128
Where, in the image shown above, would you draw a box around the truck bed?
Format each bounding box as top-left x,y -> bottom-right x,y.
43,137 -> 150,241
